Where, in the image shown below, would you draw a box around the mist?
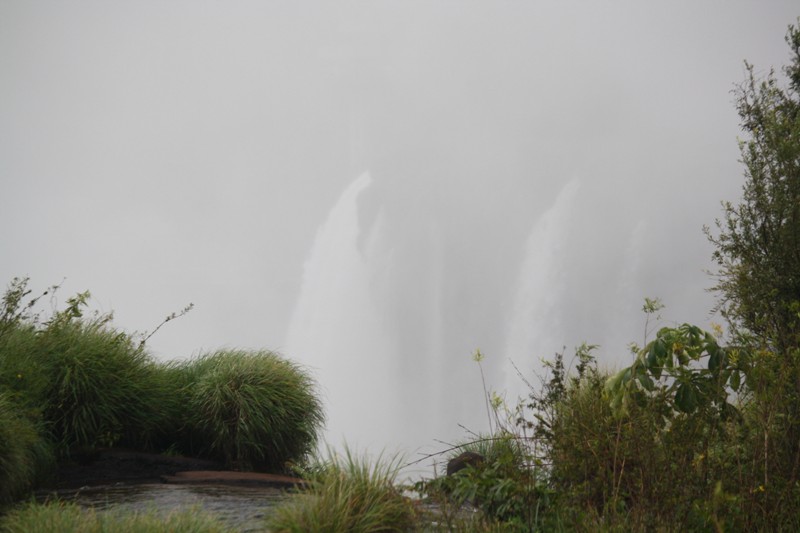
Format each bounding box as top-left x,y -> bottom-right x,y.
1,2 -> 798,463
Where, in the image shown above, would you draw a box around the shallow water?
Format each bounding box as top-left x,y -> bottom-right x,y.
35,483 -> 288,532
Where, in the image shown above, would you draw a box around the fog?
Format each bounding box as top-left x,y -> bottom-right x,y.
1,2 -> 797,463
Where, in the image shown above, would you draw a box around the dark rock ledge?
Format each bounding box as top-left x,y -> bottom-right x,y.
45,449 -> 304,490
162,470 -> 306,488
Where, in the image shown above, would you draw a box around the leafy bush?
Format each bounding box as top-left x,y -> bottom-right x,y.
267,449 -> 416,532
419,338 -> 742,531
424,453 -> 552,529
179,349 -> 324,471
414,351 -> 560,530
701,21 -> 800,528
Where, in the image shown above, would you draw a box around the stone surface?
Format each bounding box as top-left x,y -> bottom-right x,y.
446,451 -> 485,476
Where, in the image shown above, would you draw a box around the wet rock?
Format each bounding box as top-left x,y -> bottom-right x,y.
446,451 -> 485,476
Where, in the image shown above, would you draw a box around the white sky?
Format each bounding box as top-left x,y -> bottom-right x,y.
2,1 -> 798,456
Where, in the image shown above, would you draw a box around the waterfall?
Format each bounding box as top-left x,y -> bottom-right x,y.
285,172 -> 394,450
286,171 -> 651,465
503,180 -> 580,396
286,170 -> 481,462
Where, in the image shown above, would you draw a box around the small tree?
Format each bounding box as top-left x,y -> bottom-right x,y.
700,21 -> 800,525
706,21 -> 800,352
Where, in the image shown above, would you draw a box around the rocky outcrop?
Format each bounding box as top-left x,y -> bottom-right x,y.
446,451 -> 485,476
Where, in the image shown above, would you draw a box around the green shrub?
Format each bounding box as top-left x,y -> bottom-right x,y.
267,449 -> 416,532
0,278 -> 195,458
435,341 -> 732,531
0,393 -> 54,505
180,349 -> 324,471
0,323 -> 48,412
419,434 -> 551,530
34,316 -> 164,454
0,501 -> 233,533
130,361 -> 192,453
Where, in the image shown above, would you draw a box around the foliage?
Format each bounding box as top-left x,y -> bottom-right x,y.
555,357 -> 734,530
705,21 -> 800,352
444,433 -> 528,474
0,276 -> 327,511
0,392 -> 54,505
0,321 -> 46,416
605,323 -> 748,417
0,277 -> 58,341
178,349 -> 324,472
0,501 -> 233,533
428,318 -> 773,530
699,20 -> 800,529
266,448 -> 417,533
420,445 -> 553,529
0,278 -> 180,456
34,316 -> 165,454
414,347 -> 572,531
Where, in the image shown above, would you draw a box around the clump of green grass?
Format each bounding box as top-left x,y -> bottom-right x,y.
0,393 -> 54,505
0,279 -> 194,462
180,349 -> 324,471
34,315 -> 166,454
1,278 -> 326,475
266,448 -> 417,532
0,501 -> 233,533
0,323 -> 48,411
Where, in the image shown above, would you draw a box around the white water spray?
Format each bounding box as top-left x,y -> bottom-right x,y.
286,171 -> 657,464
503,180 -> 580,396
285,172 -> 395,450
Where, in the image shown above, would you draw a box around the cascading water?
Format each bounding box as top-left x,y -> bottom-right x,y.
285,172 -> 396,451
286,170 -> 654,466
286,169 -> 491,463
502,180 -> 580,397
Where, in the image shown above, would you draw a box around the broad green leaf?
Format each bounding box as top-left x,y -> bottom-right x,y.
638,371 -> 655,391
604,368 -> 627,396
675,382 -> 698,413
622,367 -> 632,385
653,338 -> 667,360
730,369 -> 741,391
646,345 -> 658,369
708,348 -> 720,372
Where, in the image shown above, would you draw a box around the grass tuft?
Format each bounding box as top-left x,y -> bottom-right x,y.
179,349 -> 324,471
267,448 -> 417,532
0,501 -> 234,532
0,393 -> 54,505
34,317 -> 162,454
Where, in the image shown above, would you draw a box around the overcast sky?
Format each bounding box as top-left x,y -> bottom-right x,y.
2,2 -> 798,455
